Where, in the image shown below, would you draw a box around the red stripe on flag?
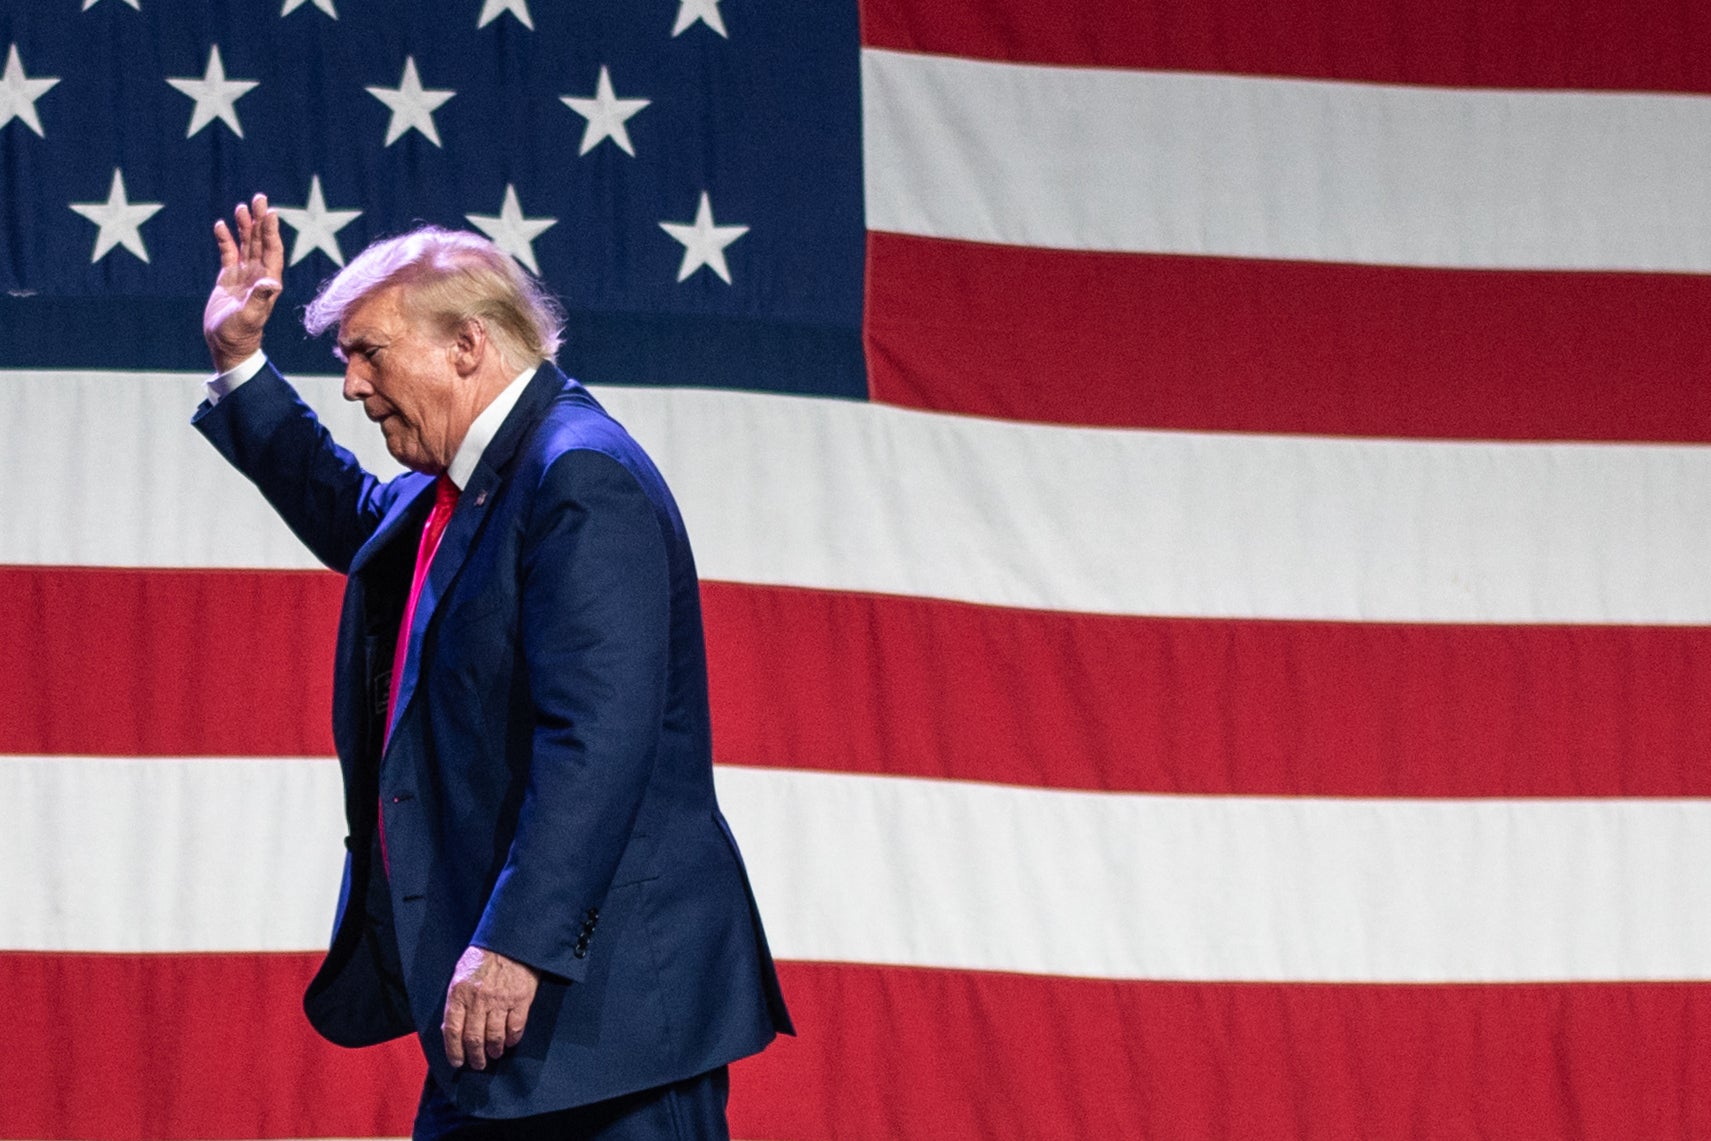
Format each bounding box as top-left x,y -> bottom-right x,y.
8,952 -> 1707,1140
0,951 -> 422,1141
13,567 -> 1710,799
734,962 -> 1711,1141
860,0 -> 1711,93
0,566 -> 341,758
865,233 -> 1711,441
704,583 -> 1711,797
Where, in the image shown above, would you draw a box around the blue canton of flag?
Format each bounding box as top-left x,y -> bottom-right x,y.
0,0 -> 866,396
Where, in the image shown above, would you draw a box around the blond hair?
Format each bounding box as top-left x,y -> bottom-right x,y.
303,227 -> 564,369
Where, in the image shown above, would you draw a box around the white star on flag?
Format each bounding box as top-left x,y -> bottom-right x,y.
477,0 -> 533,29
0,44 -> 59,137
466,185 -> 556,274
166,45 -> 257,139
274,175 -> 362,267
659,192 -> 747,284
560,66 -> 650,157
672,0 -> 727,38
367,57 -> 454,147
281,0 -> 337,17
81,0 -> 140,9
69,169 -> 163,263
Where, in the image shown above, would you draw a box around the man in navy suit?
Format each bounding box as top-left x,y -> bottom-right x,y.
194,195 -> 791,1139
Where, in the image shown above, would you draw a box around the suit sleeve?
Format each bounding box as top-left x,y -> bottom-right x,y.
192,363 -> 400,573
471,446 -> 672,981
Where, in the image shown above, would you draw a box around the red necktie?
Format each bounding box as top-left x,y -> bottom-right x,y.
386,475 -> 461,742
380,475 -> 460,871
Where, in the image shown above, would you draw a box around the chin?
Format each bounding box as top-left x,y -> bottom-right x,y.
385,443 -> 427,472
381,433 -> 425,471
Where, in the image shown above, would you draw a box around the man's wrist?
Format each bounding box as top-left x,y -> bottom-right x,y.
206,350 -> 268,405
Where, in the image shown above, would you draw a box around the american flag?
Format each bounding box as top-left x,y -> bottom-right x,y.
4,0 -> 1711,1138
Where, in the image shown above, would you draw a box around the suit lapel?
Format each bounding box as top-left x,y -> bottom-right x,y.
349,472 -> 435,577
386,364 -> 570,743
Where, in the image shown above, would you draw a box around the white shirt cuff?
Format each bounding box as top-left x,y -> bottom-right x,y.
205,350 -> 268,405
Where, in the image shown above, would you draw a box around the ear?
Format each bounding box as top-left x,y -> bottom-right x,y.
450,317 -> 487,377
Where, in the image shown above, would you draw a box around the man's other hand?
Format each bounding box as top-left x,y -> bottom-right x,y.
441,945 -> 541,1070
204,193 -> 284,373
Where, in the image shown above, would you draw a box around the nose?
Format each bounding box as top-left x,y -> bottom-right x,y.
342,363 -> 371,403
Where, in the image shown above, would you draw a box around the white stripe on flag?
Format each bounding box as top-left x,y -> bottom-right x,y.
6,755 -> 1711,982
861,48 -> 1711,272
0,755 -> 347,954
8,370 -> 1711,624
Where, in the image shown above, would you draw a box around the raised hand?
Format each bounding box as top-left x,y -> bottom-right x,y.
204,193 -> 285,372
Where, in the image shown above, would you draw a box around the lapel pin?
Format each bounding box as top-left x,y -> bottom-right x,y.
475,490 -> 487,506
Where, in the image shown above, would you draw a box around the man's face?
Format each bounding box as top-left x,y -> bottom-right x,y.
337,285 -> 463,474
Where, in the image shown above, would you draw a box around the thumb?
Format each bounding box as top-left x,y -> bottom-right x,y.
244,278 -> 282,320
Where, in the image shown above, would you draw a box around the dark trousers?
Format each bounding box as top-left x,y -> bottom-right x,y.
413,1067 -> 731,1141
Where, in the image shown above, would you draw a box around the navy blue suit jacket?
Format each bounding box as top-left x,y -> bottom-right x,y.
194,362 -> 791,1117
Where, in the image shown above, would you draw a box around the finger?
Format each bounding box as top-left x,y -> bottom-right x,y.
463,1013 -> 489,1071
213,220 -> 237,271
248,193 -> 269,262
260,205 -> 285,277
504,1002 -> 528,1049
457,986 -> 489,1071
442,995 -> 466,1068
484,1006 -> 508,1060
233,203 -> 253,249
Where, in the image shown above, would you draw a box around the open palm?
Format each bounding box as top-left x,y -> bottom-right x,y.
204,193 -> 285,372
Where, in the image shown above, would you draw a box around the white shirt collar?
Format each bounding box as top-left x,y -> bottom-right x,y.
447,366 -> 535,491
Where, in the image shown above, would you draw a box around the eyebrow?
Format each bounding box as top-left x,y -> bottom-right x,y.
334,334 -> 381,362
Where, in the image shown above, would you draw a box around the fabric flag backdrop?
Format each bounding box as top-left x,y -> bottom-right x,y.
3,0 -> 1711,1138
